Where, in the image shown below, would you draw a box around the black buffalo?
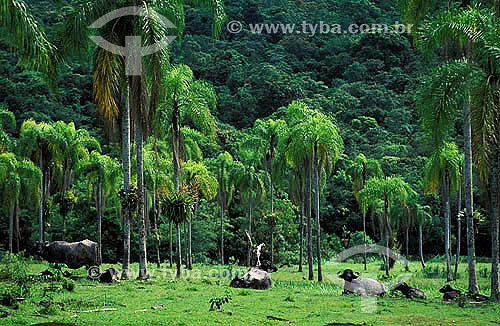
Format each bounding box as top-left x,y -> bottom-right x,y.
35,239 -> 98,269
439,285 -> 461,301
393,281 -> 426,299
230,260 -> 278,290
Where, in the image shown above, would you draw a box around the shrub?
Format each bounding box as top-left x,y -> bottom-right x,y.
0,253 -> 30,297
62,279 -> 75,292
349,231 -> 375,248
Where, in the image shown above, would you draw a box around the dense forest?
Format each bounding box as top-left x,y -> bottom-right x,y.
0,0 -> 499,300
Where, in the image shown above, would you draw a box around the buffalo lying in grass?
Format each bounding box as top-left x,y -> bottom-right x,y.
393,282 -> 425,299
229,260 -> 277,290
440,285 -> 461,301
338,269 -> 386,297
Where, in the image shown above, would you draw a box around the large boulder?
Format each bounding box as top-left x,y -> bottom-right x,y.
229,260 -> 277,290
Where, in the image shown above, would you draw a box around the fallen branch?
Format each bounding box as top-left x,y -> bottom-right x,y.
326,323 -> 366,326
266,315 -> 293,323
75,308 -> 117,313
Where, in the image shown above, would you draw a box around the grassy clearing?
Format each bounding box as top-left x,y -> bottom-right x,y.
0,259 -> 498,326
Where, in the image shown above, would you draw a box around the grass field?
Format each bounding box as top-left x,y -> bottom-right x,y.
0,258 -> 499,326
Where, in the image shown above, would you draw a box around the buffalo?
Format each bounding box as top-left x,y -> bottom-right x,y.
393,281 -> 425,299
229,260 -> 278,290
439,285 -> 461,301
34,239 -> 98,270
338,269 -> 386,297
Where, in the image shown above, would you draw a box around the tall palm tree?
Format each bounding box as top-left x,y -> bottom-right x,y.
144,140 -> 173,267
0,153 -> 20,253
79,151 -> 121,264
60,0 -> 225,280
51,121 -> 101,240
208,152 -> 234,265
358,176 -> 409,276
416,4 -> 500,295
184,160 -> 218,269
281,101 -> 341,281
347,154 -> 382,270
18,120 -> 60,242
310,112 -> 343,282
15,157 -> 42,251
232,149 -> 267,267
154,64 -> 217,271
424,142 -> 461,282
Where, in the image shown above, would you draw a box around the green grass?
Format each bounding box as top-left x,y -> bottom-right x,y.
0,259 -> 498,326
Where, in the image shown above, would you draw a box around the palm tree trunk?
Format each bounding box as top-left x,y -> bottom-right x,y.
136,123 -> 148,280
98,181 -> 103,265
490,149 -> 499,302
270,177 -> 274,264
384,199 -> 390,277
363,212 -> 367,271
188,218 -> 193,269
298,193 -> 304,273
176,223 -> 182,278
464,103 -> 479,294
121,87 -> 131,280
419,223 -> 425,268
169,221 -> 173,268
305,157 -> 314,281
14,200 -> 20,253
444,178 -> 452,282
247,193 -> 253,267
184,221 -> 187,267
153,192 -> 161,268
8,199 -> 14,253
39,150 -> 44,243
454,185 -> 462,280
220,201 -> 224,265
405,224 -> 410,272
314,155 -> 322,282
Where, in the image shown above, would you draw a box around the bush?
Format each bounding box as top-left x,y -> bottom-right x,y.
349,231 -> 374,248
62,279 -> 75,292
0,253 -> 30,297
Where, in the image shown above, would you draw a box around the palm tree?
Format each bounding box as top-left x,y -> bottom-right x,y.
347,154 -> 382,270
416,4 -> 500,296
280,101 -> 318,280
358,176 -> 409,276
184,160 -> 218,269
274,146 -> 305,272
0,153 -> 20,253
18,120 -> 60,242
144,140 -> 173,267
161,186 -> 196,278
51,121 -> 101,240
310,112 -> 343,282
233,148 -> 267,267
249,119 -> 286,224
208,152 -> 234,265
79,151 -> 121,264
154,64 -> 217,268
0,0 -> 55,74
424,142 -> 461,282
15,157 -> 42,251
59,0 -> 225,280
279,101 -> 343,281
